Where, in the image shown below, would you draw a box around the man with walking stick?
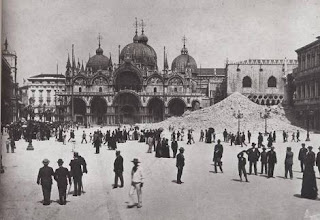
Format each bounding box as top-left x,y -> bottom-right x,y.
69,152 -> 87,196
54,159 -> 71,205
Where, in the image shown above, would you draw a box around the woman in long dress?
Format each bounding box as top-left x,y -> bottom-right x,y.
301,146 -> 318,199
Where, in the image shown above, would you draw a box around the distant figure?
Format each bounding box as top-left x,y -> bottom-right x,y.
267,146 -> 277,178
258,133 -> 263,148
176,147 -> 185,184
296,130 -> 300,142
298,143 -> 308,172
54,159 -> 71,205
273,131 -> 276,142
237,151 -> 248,182
284,147 -> 293,179
37,159 -> 54,205
213,140 -> 223,173
247,130 -> 251,143
128,158 -> 144,208
81,131 -> 87,144
291,132 -> 295,142
223,129 -> 228,142
113,151 -> 124,188
301,146 -> 318,199
200,130 -> 204,142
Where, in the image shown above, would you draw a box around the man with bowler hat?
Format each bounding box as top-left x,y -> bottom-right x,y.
54,159 -> 71,205
298,143 -> 308,172
69,152 -> 87,196
37,159 -> 54,205
213,140 -> 223,173
113,151 -> 124,188
267,146 -> 277,178
247,143 -> 260,175
176,147 -> 185,184
128,158 -> 144,208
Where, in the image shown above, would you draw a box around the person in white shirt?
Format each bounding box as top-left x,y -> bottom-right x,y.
128,158 -> 144,208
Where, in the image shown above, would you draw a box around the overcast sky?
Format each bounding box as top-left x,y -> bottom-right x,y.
2,0 -> 320,84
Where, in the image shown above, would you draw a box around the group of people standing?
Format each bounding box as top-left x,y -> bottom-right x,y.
37,152 -> 87,205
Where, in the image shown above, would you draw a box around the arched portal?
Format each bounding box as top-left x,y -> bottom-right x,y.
71,98 -> 86,124
115,71 -> 142,92
91,97 -> 107,125
113,93 -> 141,124
148,98 -> 164,122
168,98 -> 186,116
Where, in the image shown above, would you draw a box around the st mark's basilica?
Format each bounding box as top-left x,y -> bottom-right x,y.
57,21 -> 225,125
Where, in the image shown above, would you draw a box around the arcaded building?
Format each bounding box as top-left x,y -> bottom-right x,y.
293,36 -> 320,130
57,25 -> 226,125
226,59 -> 297,105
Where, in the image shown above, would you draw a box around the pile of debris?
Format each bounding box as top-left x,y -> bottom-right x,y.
141,92 -> 301,134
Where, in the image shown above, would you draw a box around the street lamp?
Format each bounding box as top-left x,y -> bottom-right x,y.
260,108 -> 271,136
305,106 -> 314,141
233,110 -> 243,133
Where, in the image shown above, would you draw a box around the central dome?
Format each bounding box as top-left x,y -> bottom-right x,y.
171,51 -> 197,73
120,31 -> 157,70
86,46 -> 110,72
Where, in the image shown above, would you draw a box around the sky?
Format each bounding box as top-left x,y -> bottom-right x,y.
2,0 -> 320,84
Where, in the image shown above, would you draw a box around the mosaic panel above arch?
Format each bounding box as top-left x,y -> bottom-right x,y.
92,76 -> 109,85
168,77 -> 183,86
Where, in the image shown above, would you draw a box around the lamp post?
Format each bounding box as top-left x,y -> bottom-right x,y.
305,106 -> 314,141
233,110 -> 243,133
260,108 -> 271,136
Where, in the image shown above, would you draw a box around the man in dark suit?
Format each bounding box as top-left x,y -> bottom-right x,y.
298,143 -> 308,172
316,147 -> 320,175
171,140 -> 178,158
213,139 -> 223,173
176,147 -> 185,184
69,152 -> 87,196
267,147 -> 277,178
284,147 -> 294,179
37,159 -> 54,205
260,147 -> 268,174
113,151 -> 124,188
247,143 -> 260,175
54,159 -> 71,205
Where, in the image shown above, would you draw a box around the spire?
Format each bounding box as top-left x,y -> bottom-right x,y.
66,54 -> 71,68
133,17 -> 139,43
164,46 -> 168,70
118,45 -> 121,65
81,60 -> 84,72
78,58 -> 81,69
109,53 -> 113,68
181,35 -> 188,55
141,19 -> 145,35
96,34 -> 104,55
98,33 -> 102,48
72,44 -> 76,71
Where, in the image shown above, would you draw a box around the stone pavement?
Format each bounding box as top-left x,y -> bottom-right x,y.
1,128 -> 320,220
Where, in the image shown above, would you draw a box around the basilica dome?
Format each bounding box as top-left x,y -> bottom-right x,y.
120,32 -> 157,70
86,46 -> 111,72
171,45 -> 197,73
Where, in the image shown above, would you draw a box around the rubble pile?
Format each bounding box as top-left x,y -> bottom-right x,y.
142,92 -> 300,133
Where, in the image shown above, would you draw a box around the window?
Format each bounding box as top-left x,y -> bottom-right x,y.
153,87 -> 157,93
99,87 -> 102,92
267,76 -> 277,88
174,87 -> 178,92
79,87 -> 82,93
242,76 -> 252,88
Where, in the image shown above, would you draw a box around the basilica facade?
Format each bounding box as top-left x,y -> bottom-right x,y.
57,26 -> 225,125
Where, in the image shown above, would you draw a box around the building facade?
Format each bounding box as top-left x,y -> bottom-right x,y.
57,25 -> 225,125
1,39 -> 19,124
23,74 -> 65,121
293,36 -> 320,130
227,59 -> 297,105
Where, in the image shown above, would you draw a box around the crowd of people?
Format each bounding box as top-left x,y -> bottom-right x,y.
3,121 -> 319,209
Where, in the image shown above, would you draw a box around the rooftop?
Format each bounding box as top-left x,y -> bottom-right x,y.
196,68 -> 226,76
29,74 -> 65,79
295,36 -> 320,53
228,59 -> 298,65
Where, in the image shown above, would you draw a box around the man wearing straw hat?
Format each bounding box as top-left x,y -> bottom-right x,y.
128,158 -> 144,208
54,159 -> 71,205
37,158 -> 54,205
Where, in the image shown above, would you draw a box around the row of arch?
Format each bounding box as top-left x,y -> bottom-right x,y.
242,76 -> 277,88
247,94 -> 283,105
71,93 -> 200,124
73,73 -> 188,87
